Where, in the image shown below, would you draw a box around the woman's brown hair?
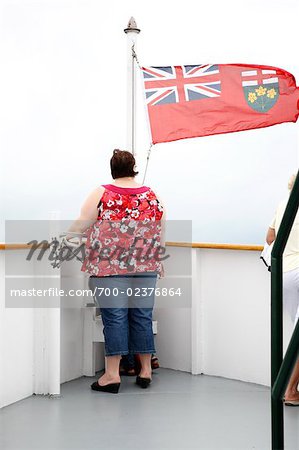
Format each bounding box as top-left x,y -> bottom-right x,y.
110,149 -> 139,179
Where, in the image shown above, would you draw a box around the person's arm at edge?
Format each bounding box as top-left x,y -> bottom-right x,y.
266,227 -> 276,245
266,212 -> 276,245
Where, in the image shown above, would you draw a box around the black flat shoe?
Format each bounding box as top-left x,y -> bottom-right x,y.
136,376 -> 151,389
90,381 -> 120,394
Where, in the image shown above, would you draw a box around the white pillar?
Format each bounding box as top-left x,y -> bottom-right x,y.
191,248 -> 203,375
124,17 -> 140,156
47,211 -> 60,396
33,211 -> 61,396
0,251 -> 5,408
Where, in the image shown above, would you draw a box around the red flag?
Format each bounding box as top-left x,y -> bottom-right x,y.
141,64 -> 299,144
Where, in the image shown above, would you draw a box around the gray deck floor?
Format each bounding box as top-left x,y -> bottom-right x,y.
1,368 -> 299,450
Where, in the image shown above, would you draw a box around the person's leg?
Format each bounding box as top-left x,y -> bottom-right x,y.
285,359 -> 299,402
119,353 -> 136,376
283,268 -> 299,402
129,273 -> 157,379
138,353 -> 153,379
124,352 -> 135,369
99,355 -> 122,385
89,276 -> 129,386
97,306 -> 128,385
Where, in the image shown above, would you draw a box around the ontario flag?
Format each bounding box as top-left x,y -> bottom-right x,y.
141,64 -> 299,144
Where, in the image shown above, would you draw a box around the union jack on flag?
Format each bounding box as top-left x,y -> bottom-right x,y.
142,65 -> 221,106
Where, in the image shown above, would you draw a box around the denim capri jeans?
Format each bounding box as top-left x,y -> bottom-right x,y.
88,272 -> 157,357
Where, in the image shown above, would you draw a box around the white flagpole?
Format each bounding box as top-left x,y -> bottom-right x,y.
124,17 -> 140,156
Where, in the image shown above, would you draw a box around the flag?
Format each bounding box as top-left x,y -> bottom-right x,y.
141,64 -> 299,144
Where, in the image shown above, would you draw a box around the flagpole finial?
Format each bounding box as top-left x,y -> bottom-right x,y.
124,17 -> 140,34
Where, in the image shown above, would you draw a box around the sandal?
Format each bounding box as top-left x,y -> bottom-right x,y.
119,366 -> 136,376
151,355 -> 159,370
284,398 -> 299,406
119,354 -> 160,376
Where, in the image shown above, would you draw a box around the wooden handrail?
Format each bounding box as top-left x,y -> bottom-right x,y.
166,242 -> 263,251
0,242 -> 263,251
0,243 -> 50,250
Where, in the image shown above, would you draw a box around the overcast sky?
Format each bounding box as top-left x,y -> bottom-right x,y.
1,0 -> 298,243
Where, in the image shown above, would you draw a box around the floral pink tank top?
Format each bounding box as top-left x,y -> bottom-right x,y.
81,184 -> 164,277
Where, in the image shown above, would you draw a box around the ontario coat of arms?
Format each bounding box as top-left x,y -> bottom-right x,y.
242,69 -> 279,113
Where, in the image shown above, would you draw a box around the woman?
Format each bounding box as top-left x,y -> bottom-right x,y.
266,173 -> 299,406
68,149 -> 165,393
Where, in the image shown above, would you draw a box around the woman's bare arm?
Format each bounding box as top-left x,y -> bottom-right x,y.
67,186 -> 105,235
